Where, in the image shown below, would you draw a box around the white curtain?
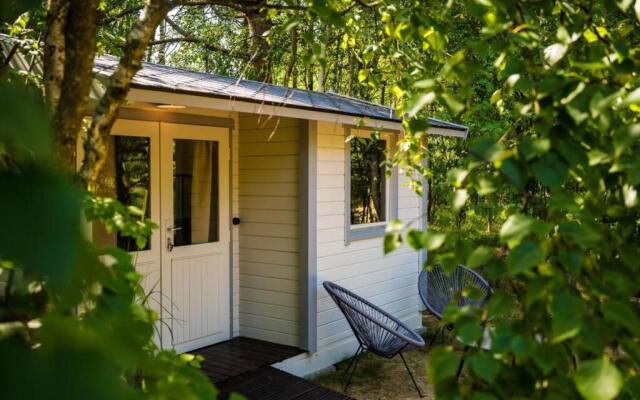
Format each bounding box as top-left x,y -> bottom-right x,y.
190,141 -> 214,243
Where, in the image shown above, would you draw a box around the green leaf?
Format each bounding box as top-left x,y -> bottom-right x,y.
457,319 -> 483,345
622,87 -> 640,106
0,168 -> 81,288
357,69 -> 368,82
466,246 -> 493,268
383,232 -> 402,254
467,353 -> 500,383
405,229 -> 424,251
448,168 -> 469,187
0,0 -> 40,23
532,153 -> 568,188
520,138 -> 551,160
500,214 -> 550,247
0,84 -> 53,162
427,346 -> 462,384
551,290 -> 583,343
423,231 -> 447,251
487,292 -> 514,317
507,240 -> 545,274
510,335 -> 533,360
544,43 -> 568,65
575,357 -> 623,400
440,92 -> 465,114
602,300 -> 640,336
406,92 -> 436,117
453,188 -> 468,211
613,124 -> 640,157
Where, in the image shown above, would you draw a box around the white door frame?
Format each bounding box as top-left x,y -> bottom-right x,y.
109,120 -> 162,343
159,122 -> 231,353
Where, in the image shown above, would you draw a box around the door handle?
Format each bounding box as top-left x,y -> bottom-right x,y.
166,226 -> 181,252
167,237 -> 174,252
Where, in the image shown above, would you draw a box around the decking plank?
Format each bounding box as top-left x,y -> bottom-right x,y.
191,336 -> 304,384
216,367 -> 352,400
191,337 -> 351,400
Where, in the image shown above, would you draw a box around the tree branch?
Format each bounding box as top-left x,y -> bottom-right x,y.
100,5 -> 146,25
263,3 -> 307,11
160,16 -> 249,59
149,37 -> 244,58
80,0 -> 174,186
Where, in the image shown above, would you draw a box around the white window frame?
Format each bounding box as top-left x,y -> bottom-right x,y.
345,127 -> 398,245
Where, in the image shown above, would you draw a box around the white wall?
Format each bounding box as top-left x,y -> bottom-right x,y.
277,120 -> 424,377
238,114 -> 302,347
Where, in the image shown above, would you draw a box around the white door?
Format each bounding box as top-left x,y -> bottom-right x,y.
160,122 -> 230,353
107,120 -> 162,344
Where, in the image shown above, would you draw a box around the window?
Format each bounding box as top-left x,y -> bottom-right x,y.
93,135 -> 151,251
347,129 -> 396,242
172,139 -> 219,246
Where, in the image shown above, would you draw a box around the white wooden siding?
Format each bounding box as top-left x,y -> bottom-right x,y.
277,120 -> 424,377
238,114 -> 301,347
232,112 -> 240,337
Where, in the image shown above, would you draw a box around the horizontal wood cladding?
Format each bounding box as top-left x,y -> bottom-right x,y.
314,121 -> 423,356
238,114 -> 302,347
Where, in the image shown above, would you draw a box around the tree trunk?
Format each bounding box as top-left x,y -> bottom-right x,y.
79,0 -> 173,187
50,0 -> 98,174
283,26 -> 297,87
347,51 -> 354,96
244,7 -> 272,82
157,19 -> 167,64
43,0 -> 69,111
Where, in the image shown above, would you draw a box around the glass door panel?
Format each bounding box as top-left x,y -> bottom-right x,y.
172,139 -> 220,247
93,135 -> 151,251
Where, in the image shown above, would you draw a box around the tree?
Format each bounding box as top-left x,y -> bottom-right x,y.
355,2 -> 640,399
1,2 -> 217,398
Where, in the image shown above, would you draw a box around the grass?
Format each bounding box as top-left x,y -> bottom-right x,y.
312,313 -> 452,400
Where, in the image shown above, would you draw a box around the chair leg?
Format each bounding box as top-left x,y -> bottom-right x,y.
343,345 -> 363,392
399,352 -> 424,398
456,346 -> 469,379
428,326 -> 443,347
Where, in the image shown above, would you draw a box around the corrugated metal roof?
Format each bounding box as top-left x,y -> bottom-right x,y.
0,33 -> 468,134
94,55 -> 468,133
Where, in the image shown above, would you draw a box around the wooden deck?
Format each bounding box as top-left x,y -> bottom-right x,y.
192,337 -> 352,400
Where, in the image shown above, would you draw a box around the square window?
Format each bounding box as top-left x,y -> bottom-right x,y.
350,136 -> 387,225
346,129 -> 397,243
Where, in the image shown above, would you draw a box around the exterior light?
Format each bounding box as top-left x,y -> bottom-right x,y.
156,104 -> 186,109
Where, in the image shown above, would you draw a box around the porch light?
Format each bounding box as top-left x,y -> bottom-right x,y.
156,103 -> 186,109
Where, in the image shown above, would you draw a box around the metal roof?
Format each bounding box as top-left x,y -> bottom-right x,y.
0,33 -> 467,134
93,55 -> 468,133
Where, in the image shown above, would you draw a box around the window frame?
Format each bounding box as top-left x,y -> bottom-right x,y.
344,127 -> 398,245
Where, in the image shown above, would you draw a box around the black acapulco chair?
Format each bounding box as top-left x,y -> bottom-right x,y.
418,264 -> 493,377
323,281 -> 426,397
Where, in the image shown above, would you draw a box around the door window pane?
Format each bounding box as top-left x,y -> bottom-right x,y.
173,139 -> 219,246
93,135 -> 151,251
350,137 -> 387,225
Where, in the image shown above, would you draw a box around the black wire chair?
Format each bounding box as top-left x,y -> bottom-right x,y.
419,264 -> 492,341
323,281 -> 426,397
418,264 -> 493,377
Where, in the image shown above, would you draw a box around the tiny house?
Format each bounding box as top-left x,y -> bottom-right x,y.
2,36 -> 468,376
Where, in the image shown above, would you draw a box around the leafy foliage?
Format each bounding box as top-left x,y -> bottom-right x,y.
363,1 -> 640,399
0,82 -> 216,398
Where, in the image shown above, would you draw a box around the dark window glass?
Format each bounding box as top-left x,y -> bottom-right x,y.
173,139 -> 219,246
93,135 -> 151,251
350,137 -> 387,225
